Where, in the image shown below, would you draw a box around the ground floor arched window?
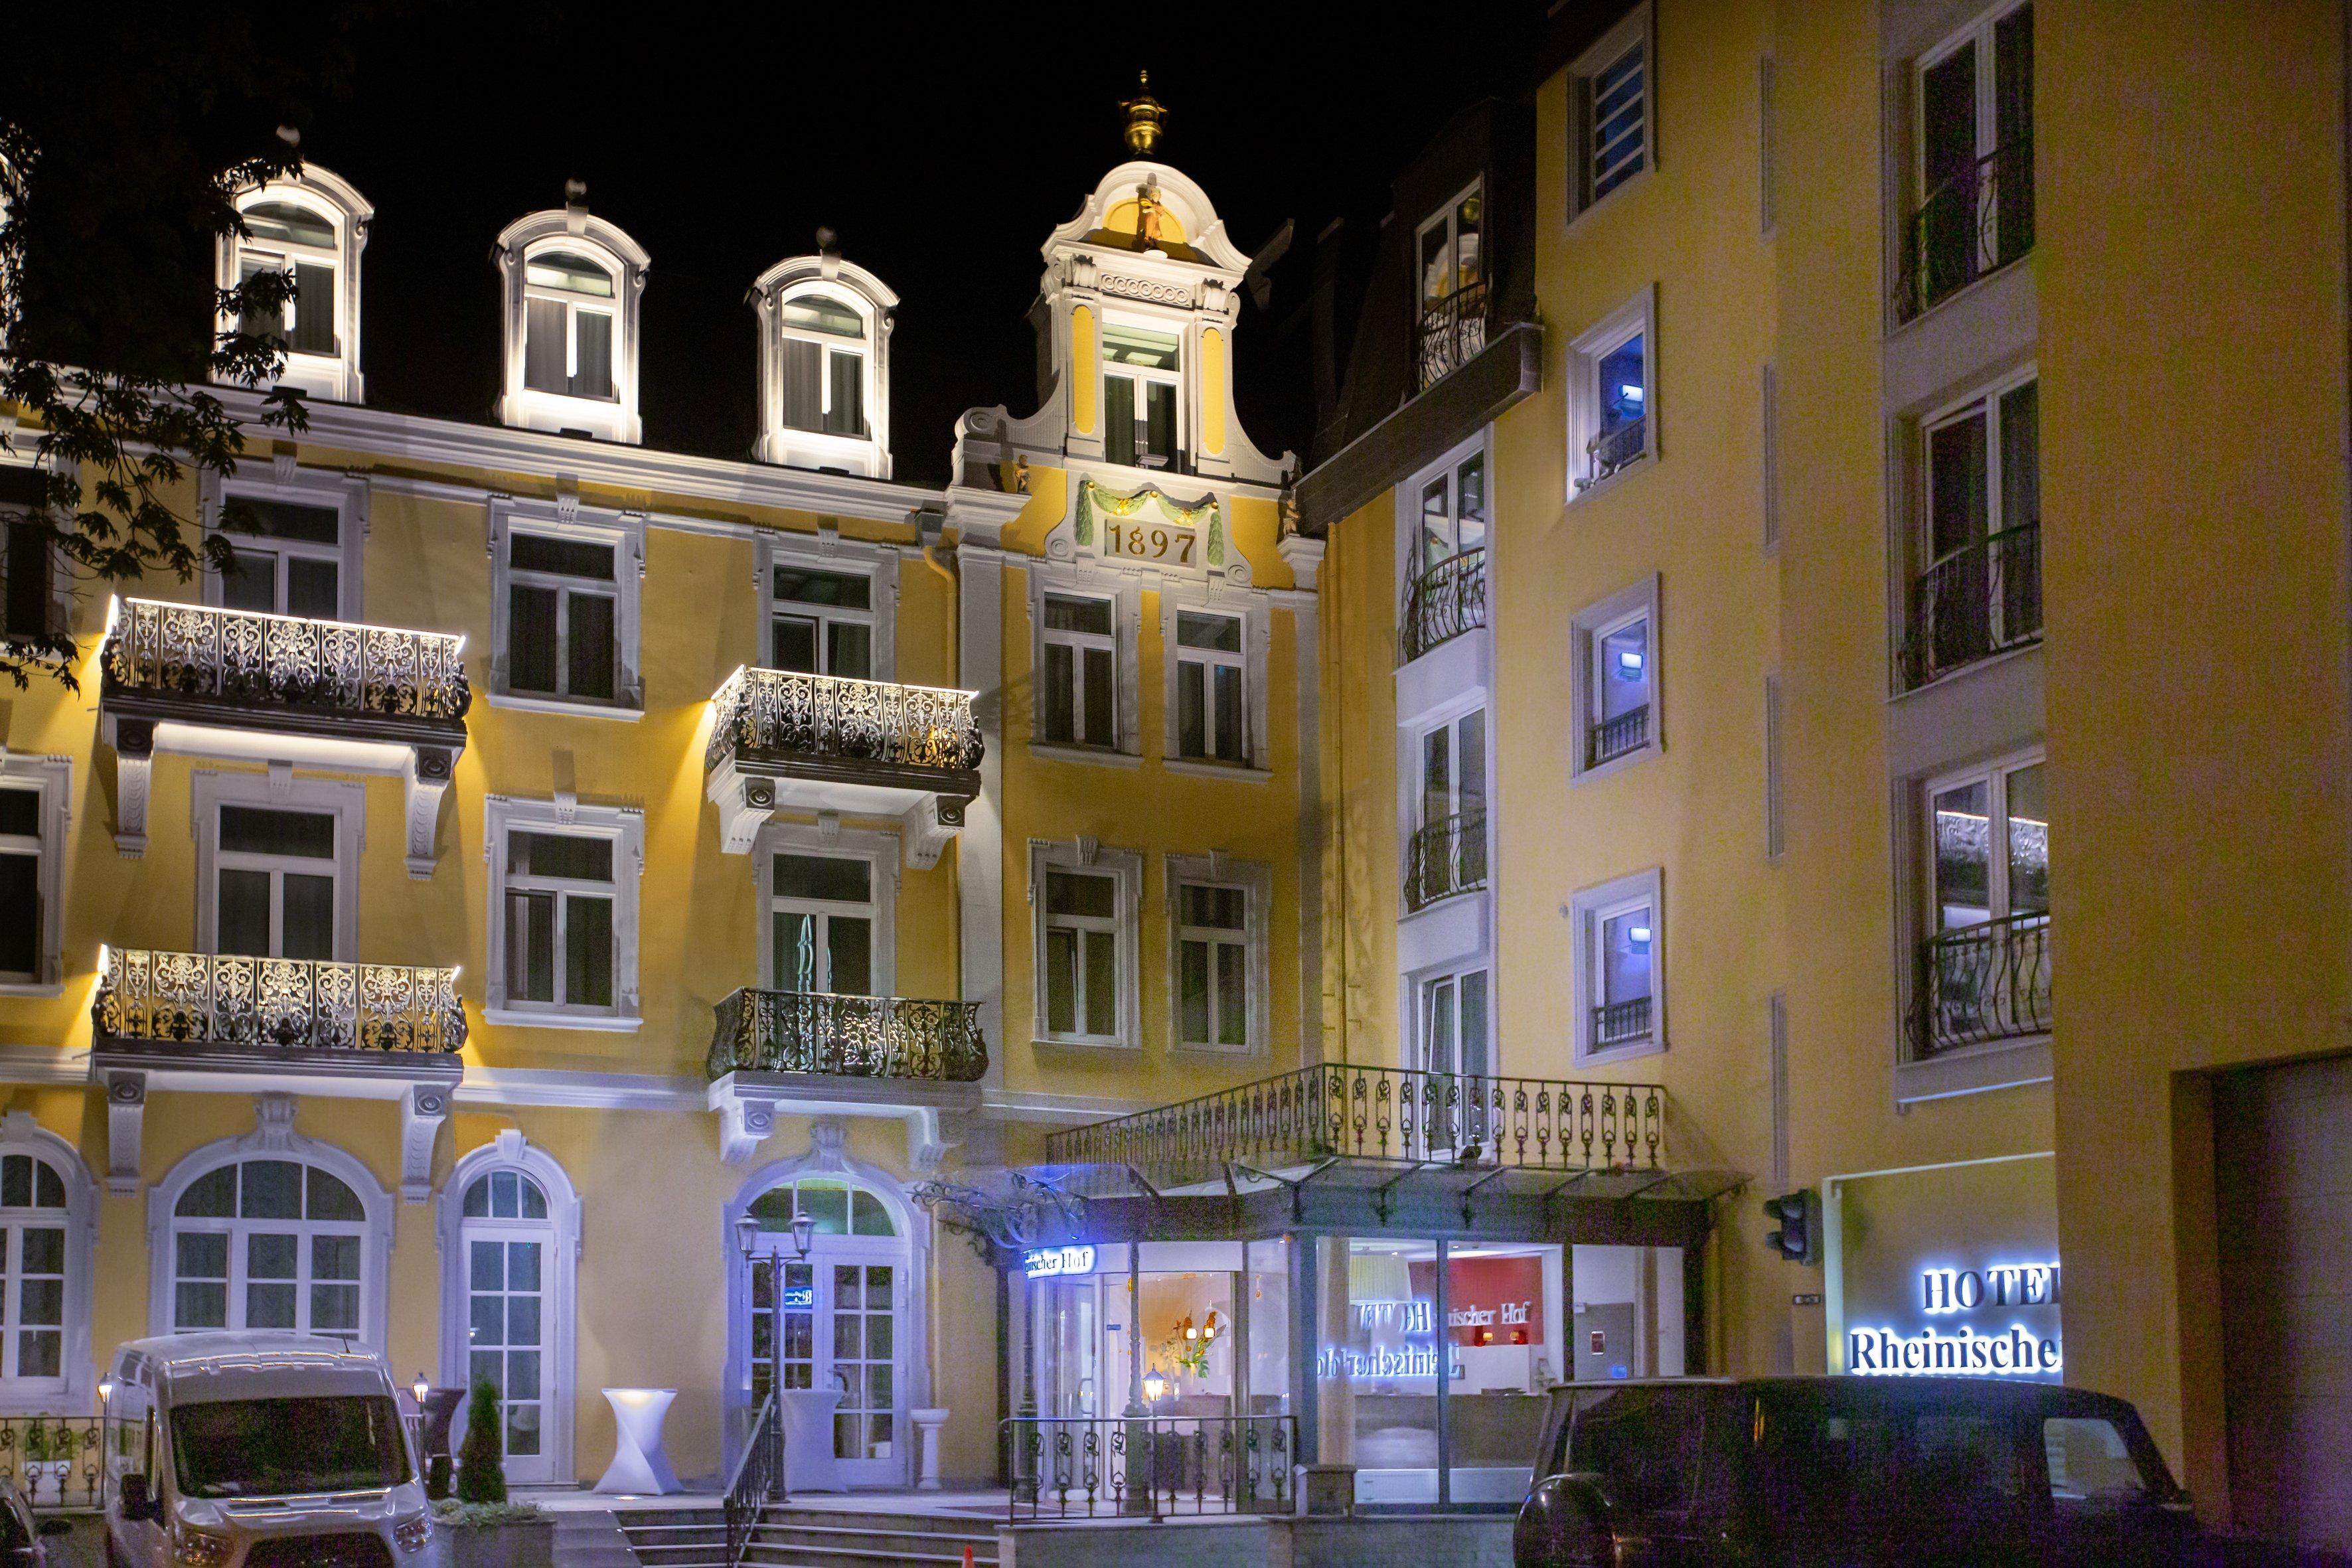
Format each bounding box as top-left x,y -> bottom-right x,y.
439,1133 -> 579,1486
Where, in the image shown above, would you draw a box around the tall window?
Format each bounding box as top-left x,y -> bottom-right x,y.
1417,183 -> 1484,319
1418,969 -> 1490,1079
1414,452 -> 1487,578
502,830 -> 616,1014
1586,611 -> 1652,769
522,251 -> 615,400
0,466 -> 54,647
1569,11 -> 1651,217
1409,710 -> 1488,911
1569,292 -> 1656,495
1908,375 -> 2041,686
742,1176 -> 905,1485
770,853 -> 873,996
1043,870 -> 1120,1042
216,495 -> 342,619
0,1152 -> 65,1384
777,293 -> 867,437
0,787 -> 44,984
1572,869 -> 1663,1062
507,530 -> 618,702
236,202 -> 339,358
1102,323 -> 1182,470
1174,611 -> 1245,764
769,566 -> 874,680
1921,753 -> 2049,1054
170,1158 -> 366,1336
214,806 -> 338,961
1911,1 -> 2033,314
459,1170 -> 552,1472
1041,593 -> 1117,749
1175,882 -> 1247,1050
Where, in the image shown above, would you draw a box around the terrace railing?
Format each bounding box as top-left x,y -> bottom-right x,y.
1895,139 -> 2034,323
0,1415 -> 106,1512
1914,911 -> 2051,1059
102,597 -> 469,722
1415,281 -> 1491,393
707,988 -> 987,1083
705,666 -> 982,777
1398,548 -> 1487,666
1898,523 -> 2042,690
1403,809 -> 1488,913
1004,1413 -> 1295,1522
1582,418 -> 1647,487
93,949 -> 467,1054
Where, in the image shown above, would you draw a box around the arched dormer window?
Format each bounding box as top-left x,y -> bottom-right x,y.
217,165 -> 373,404
751,250 -> 896,479
494,190 -> 649,444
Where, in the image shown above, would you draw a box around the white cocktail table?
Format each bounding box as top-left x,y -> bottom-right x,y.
777,1388 -> 844,1493
595,1387 -> 682,1494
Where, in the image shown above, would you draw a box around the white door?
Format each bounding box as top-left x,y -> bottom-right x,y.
744,1178 -> 908,1487
456,1169 -> 560,1486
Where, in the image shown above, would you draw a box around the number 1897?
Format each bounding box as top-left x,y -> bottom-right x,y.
1105,524 -> 1194,564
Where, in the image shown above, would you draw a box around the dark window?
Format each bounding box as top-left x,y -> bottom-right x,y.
1561,1385 -> 1708,1517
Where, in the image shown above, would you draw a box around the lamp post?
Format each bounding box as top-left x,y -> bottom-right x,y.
735,1209 -> 815,1504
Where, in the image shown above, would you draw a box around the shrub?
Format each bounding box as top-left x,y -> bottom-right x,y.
454,1379 -> 507,1504
430,1499 -> 545,1528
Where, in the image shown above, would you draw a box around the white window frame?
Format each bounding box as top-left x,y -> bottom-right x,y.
494,212 -> 647,443
0,1114 -> 96,1414
759,531 -> 897,684
1415,179 -> 1485,315
1914,0 -> 2035,226
220,171 -> 371,404
1567,287 -> 1658,501
438,1132 -> 581,1488
1403,437 -> 1490,585
1921,745 -> 2047,935
1161,595 -> 1266,774
1918,366 -> 2039,580
1028,839 -> 1143,1050
484,795 -> 645,1032
1099,307 -> 1188,473
0,755 -> 70,995
1163,853 -> 1271,1058
1415,966 -> 1493,1079
520,251 -> 619,403
200,465 -> 368,623
1029,571 -> 1142,761
1569,576 -> 1663,781
191,771 -> 363,964
758,820 -> 900,996
775,290 -> 872,437
488,499 -> 645,718
1565,5 -> 1654,223
1570,867 -> 1666,1065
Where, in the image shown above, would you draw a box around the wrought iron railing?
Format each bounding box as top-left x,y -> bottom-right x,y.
1895,139 -> 2033,323
1403,809 -> 1487,912
1004,1413 -> 1294,1522
723,1389 -> 783,1563
93,949 -> 467,1054
1587,704 -> 1650,769
1583,418 -> 1647,487
1044,1061 -> 1664,1188
1593,996 -> 1654,1050
707,988 -> 987,1082
0,1415 -> 106,1511
1415,281 -> 1491,393
1898,523 -> 2042,690
706,665 -> 982,775
102,597 -> 469,721
1398,548 -> 1487,665
1914,912 -> 2051,1059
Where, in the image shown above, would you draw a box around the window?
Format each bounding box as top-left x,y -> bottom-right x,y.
1571,868 -> 1664,1063
1401,447 -> 1489,664
0,757 -> 66,992
1102,321 -> 1182,471
0,1152 -> 66,1384
194,773 -> 359,964
769,565 -> 874,680
1030,841 -> 1140,1048
495,206 -> 647,441
1417,968 -> 1490,1079
215,495 -> 343,619
1907,1 -> 2033,316
1413,451 -> 1488,578
522,251 -> 615,400
1905,374 -> 2040,686
235,200 -> 339,359
1408,710 -> 1487,910
1571,577 -> 1662,779
0,464 -> 56,645
778,293 -> 868,437
1166,854 -> 1269,1055
769,853 -> 874,996
1567,10 -> 1650,219
491,503 -> 643,712
752,256 -> 897,477
1569,291 -> 1656,495
1919,753 -> 2049,1054
1040,593 -> 1118,749
169,1158 -> 368,1336
1174,611 -> 1245,764
2044,1417 -> 2152,1514
486,798 -> 644,1030
222,169 -> 370,403
1415,183 -> 1486,391
460,1170 -> 552,1469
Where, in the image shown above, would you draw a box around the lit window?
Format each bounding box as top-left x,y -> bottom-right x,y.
1918,751 -> 2049,1056
1174,611 -> 1245,764
220,167 -> 372,403
1418,969 -> 1490,1079
1040,593 -> 1118,749
752,254 -> 897,477
1569,291 -> 1656,495
1570,578 -> 1662,778
487,798 -> 644,1030
495,197 -> 649,441
778,294 -> 868,437
1102,322 -> 1182,471
522,251 -> 615,400
1568,9 -> 1652,218
236,201 -> 339,358
1571,868 -> 1664,1063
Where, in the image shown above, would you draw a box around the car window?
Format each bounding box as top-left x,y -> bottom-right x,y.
1757,1396 -> 2029,1536
2045,1417 -> 2150,1508
1567,1386 -> 1708,1516
0,1494 -> 25,1553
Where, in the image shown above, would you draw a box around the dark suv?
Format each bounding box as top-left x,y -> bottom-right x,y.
1516,1377 -> 2333,1567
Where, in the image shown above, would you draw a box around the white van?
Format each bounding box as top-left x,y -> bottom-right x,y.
102,1332 -> 432,1568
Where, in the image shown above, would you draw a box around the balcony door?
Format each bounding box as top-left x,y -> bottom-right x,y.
211,804 -> 341,961
1922,752 -> 2049,1053
215,493 -> 344,620
767,564 -> 874,680
1411,710 -> 1488,909
767,852 -> 875,998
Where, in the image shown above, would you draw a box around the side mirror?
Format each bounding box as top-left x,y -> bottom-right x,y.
117,1474 -> 157,1523
36,1520 -> 70,1537
1515,1471 -> 1615,1568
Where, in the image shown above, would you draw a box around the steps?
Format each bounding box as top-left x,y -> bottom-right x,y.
614,1506 -> 730,1568
550,1507 -> 651,1568
741,1505 -> 1000,1568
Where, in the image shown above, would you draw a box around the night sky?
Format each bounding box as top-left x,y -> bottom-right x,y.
295,1 -> 1543,486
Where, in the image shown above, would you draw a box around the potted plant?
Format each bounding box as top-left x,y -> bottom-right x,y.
21,1419 -> 76,1509
433,1381 -> 553,1568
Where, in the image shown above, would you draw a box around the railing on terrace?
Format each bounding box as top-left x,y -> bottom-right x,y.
708,988 -> 987,1082
1044,1061 -> 1664,1189
1895,139 -> 2033,323
93,949 -> 467,1054
723,1389 -> 783,1562
1587,704 -> 1650,769
1398,548 -> 1487,666
1914,911 -> 2051,1059
1004,1413 -> 1294,1522
705,665 -> 982,775
1592,996 -> 1654,1051
1414,281 -> 1491,394
0,1415 -> 105,1512
1403,809 -> 1487,913
1898,524 -> 2042,690
1582,418 -> 1646,487
102,597 -> 469,721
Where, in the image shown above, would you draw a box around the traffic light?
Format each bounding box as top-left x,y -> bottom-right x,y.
1763,1189 -> 1822,1267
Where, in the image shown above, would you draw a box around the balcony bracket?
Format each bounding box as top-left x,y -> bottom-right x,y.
104,1069 -> 146,1196
112,722 -> 154,859
399,1083 -> 452,1204
903,794 -> 965,871
404,748 -> 457,880
708,757 -> 777,856
708,1068 -> 985,1168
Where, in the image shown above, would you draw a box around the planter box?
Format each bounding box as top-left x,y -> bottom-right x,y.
439,1522 -> 555,1568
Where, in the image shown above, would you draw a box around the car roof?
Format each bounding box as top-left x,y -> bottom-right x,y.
1545,1376 -> 2140,1418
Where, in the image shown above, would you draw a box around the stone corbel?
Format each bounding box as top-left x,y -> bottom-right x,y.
903,794 -> 965,871
400,1085 -> 451,1204
104,1071 -> 146,1196
404,746 -> 457,879
712,1077 -> 779,1166
706,758 -> 775,856
112,721 -> 154,859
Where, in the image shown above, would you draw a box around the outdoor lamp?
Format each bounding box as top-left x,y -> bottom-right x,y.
97,1376 -> 112,1407
734,1213 -> 758,1259
790,1210 -> 817,1261
1143,1373 -> 1166,1405
412,1372 -> 430,1407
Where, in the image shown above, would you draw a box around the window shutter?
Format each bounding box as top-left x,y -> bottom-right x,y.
780,339 -> 823,431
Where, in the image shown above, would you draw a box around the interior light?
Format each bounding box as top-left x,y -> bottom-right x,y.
1616,650 -> 1644,676
1620,385 -> 1644,402
1629,926 -> 1652,946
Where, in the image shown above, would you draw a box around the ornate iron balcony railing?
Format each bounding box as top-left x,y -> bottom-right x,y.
1895,139 -> 2033,323
1593,996 -> 1654,1050
1004,1413 -> 1296,1522
93,948 -> 466,1054
1398,548 -> 1487,665
1415,280 -> 1491,394
1583,417 -> 1647,487
1914,912 -> 2051,1059
102,597 -> 469,722
1587,704 -> 1650,769
708,986 -> 988,1082
1898,523 -> 2042,690
705,665 -> 983,776
1044,1061 -> 1664,1188
1403,809 -> 1487,912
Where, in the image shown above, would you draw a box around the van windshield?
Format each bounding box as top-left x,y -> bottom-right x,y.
171,1397 -> 409,1498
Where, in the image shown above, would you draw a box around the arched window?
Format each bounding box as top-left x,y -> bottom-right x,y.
522,251 -> 616,400
777,293 -> 868,437
751,257 -> 896,477
439,1135 -> 578,1486
493,198 -> 649,443
0,1152 -> 68,1385
169,1158 -> 368,1336
218,166 -> 372,404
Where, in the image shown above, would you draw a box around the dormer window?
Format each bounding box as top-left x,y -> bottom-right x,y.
523,252 -> 615,400
751,249 -> 896,479
777,294 -> 866,436
1102,321 -> 1182,471
238,203 -> 338,356
218,166 -> 372,404
493,192 -> 649,443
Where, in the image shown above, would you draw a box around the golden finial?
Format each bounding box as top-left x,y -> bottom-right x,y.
1120,71 -> 1168,157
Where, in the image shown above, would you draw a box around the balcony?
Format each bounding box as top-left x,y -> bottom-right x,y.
1403,809 -> 1486,913
704,666 -> 982,868
1415,281 -> 1491,394
1895,140 -> 2033,324
1913,912 -> 2051,1059
1897,524 -> 2042,690
1587,704 -> 1650,770
1398,548 -> 1487,666
705,986 -> 986,1164
98,597 -> 470,873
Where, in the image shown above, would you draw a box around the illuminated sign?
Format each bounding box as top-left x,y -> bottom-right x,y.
1023,1245 -> 1097,1279
780,1287 -> 815,1310
1849,1260 -> 2062,1378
